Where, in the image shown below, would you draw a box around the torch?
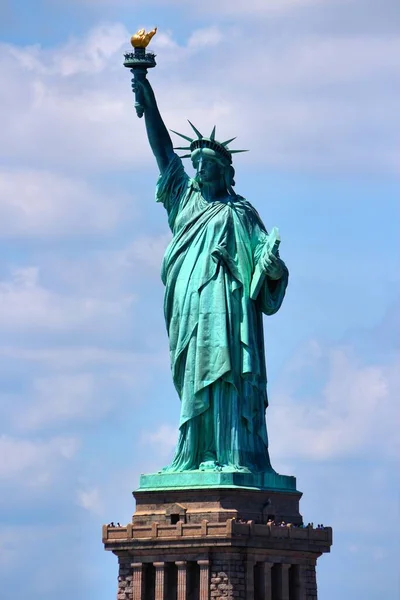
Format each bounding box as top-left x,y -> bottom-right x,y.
123,27 -> 157,118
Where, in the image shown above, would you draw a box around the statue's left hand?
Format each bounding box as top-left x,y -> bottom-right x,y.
263,253 -> 284,280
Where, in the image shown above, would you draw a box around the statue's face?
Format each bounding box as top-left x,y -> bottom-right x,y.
195,156 -> 222,185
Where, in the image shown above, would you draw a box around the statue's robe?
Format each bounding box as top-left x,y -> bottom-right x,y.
157,155 -> 288,472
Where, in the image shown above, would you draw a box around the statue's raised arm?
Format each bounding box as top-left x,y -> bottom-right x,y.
132,75 -> 175,174
124,27 -> 174,174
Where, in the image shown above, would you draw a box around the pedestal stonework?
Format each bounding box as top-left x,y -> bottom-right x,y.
133,486 -> 303,527
103,486 -> 332,599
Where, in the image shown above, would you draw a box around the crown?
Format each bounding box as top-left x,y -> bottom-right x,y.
171,121 -> 248,164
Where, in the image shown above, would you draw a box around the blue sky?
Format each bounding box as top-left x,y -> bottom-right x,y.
0,1 -> 399,598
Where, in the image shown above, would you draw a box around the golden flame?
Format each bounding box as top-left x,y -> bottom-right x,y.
130,27 -> 157,48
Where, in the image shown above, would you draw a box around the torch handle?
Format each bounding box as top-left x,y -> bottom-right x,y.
131,68 -> 147,119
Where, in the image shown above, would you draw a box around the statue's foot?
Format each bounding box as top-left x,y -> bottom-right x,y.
221,464 -> 252,473
160,463 -> 195,473
159,466 -> 171,473
199,460 -> 222,472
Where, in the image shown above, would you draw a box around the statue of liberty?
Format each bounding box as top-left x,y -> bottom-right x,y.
133,74 -> 288,475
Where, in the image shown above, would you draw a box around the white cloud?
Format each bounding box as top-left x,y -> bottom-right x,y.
62,0 -> 322,12
269,345 -> 399,461
0,343 -> 169,433
0,345 -> 165,369
14,364 -> 161,432
17,231 -> 171,308
18,373 -> 112,431
151,30 -> 179,51
0,267 -> 135,332
0,21 -> 398,173
76,487 -> 103,515
124,233 -> 172,272
0,168 -> 134,237
141,424 -> 177,458
0,435 -> 78,482
7,23 -> 128,76
188,26 -> 224,49
55,24 -> 127,76
194,0 -> 324,14
0,26 -> 145,170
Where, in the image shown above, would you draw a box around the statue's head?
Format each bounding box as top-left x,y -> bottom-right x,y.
171,122 -> 246,195
191,148 -> 235,191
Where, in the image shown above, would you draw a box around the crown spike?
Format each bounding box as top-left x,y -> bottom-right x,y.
179,154 -> 192,159
173,146 -> 191,150
210,125 -> 216,141
187,120 -> 203,139
170,130 -> 194,143
221,137 -> 237,147
230,149 -> 248,154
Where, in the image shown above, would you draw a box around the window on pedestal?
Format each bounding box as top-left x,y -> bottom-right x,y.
254,563 -> 264,600
271,563 -> 280,600
170,513 -> 180,525
187,561 -> 200,600
144,564 -> 155,600
289,564 -> 300,600
165,563 -> 178,600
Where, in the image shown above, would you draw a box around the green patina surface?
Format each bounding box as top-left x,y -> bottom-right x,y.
127,54 -> 295,492
138,471 -> 297,492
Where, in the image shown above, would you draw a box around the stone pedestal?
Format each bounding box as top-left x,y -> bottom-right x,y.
133,486 -> 303,527
103,487 -> 332,599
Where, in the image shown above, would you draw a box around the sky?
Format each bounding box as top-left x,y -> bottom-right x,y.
0,0 -> 399,598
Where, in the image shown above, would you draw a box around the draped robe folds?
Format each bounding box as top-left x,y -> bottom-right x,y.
156,155 -> 288,473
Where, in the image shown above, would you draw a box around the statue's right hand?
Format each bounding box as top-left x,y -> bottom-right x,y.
131,77 -> 154,112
